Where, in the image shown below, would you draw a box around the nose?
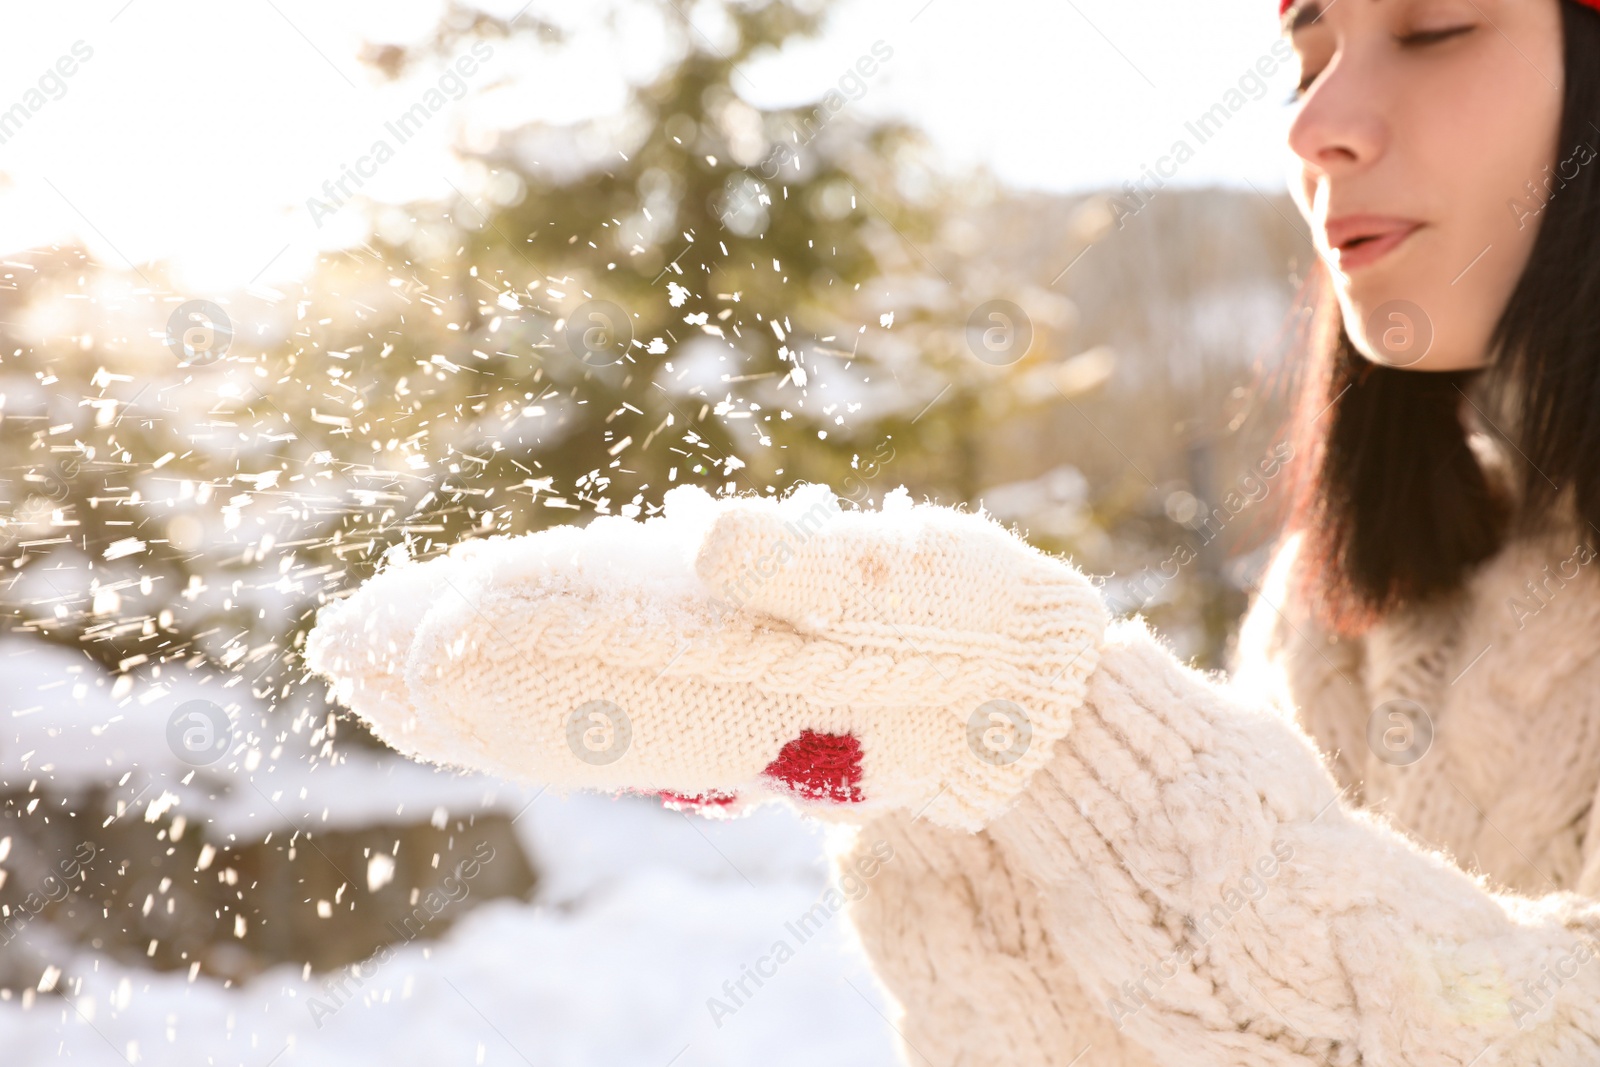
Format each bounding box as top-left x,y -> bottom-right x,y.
1287,48 -> 1388,176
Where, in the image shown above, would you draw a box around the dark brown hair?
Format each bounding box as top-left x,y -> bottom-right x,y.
1287,0 -> 1600,633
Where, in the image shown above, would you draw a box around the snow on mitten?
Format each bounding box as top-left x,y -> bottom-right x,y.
304,483 -> 1107,831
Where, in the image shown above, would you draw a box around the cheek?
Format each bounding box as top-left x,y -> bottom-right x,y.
1476,70 -> 1564,268
1432,61 -> 1562,365
1350,26 -> 1563,370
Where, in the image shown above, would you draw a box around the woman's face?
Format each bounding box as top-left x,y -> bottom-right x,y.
1286,0 -> 1565,370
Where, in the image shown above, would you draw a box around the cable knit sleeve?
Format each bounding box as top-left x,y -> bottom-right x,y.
844,614 -> 1600,1066
1228,533 -> 1370,797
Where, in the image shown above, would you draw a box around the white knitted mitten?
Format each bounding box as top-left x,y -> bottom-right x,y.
305,483 -> 1107,831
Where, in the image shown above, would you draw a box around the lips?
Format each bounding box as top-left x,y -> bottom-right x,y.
1323,215 -> 1423,272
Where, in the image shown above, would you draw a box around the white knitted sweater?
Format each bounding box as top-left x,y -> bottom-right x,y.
306,484 -> 1600,1066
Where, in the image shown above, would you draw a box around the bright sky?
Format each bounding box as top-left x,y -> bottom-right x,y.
0,0 -> 1296,293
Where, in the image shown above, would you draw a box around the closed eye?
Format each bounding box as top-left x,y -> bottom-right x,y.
1291,23 -> 1476,101
1396,24 -> 1476,47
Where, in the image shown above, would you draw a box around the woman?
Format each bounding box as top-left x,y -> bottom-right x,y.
307,0 -> 1600,1061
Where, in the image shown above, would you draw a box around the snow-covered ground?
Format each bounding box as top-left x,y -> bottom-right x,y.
0,636 -> 904,1065
0,791 -> 904,1066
